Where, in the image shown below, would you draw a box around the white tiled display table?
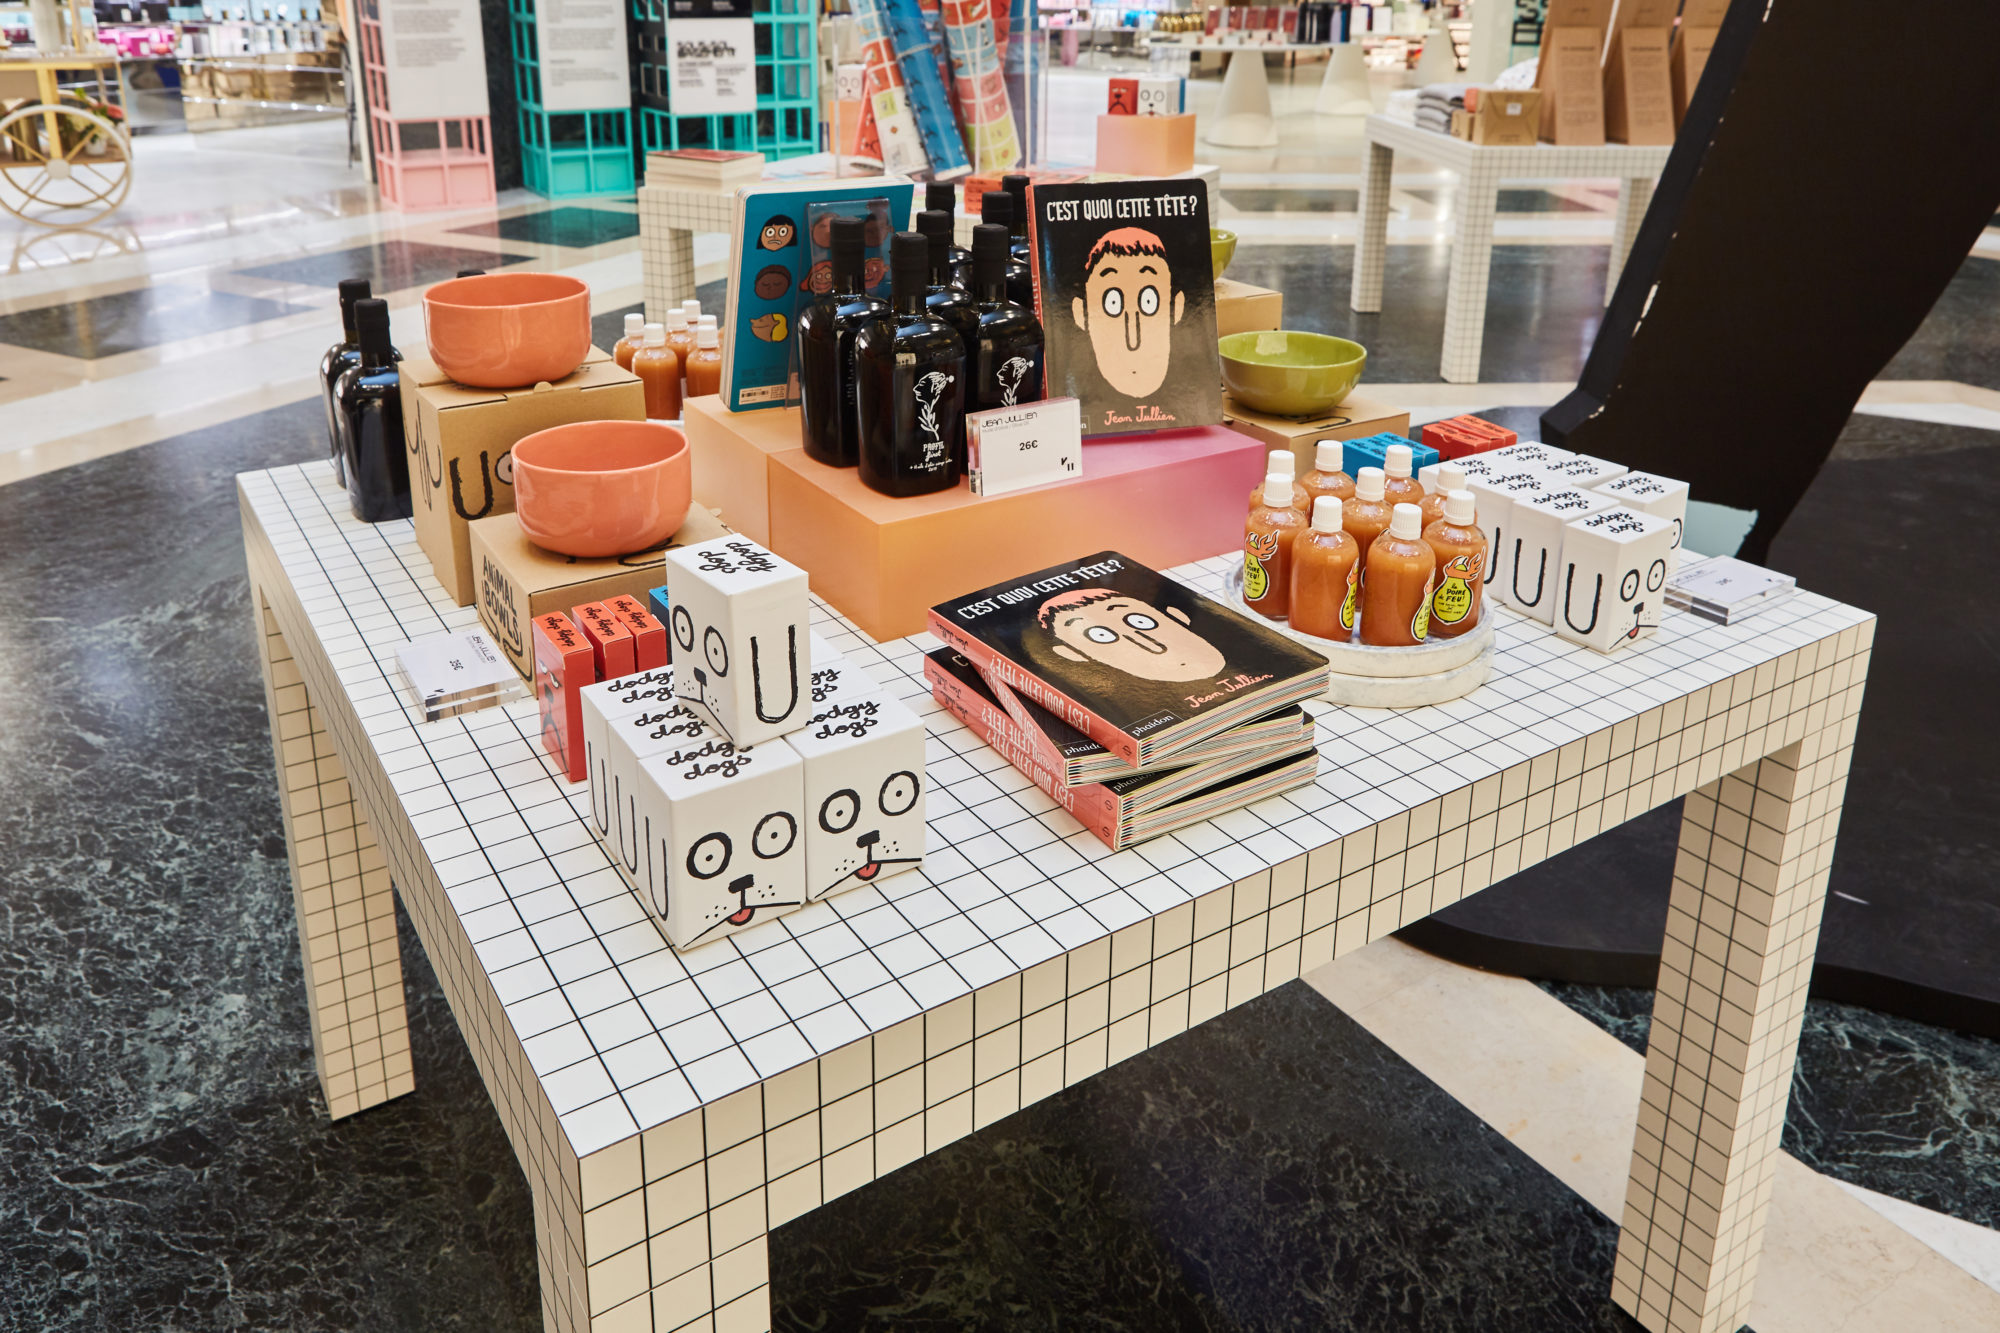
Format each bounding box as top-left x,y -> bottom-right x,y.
241,461 -> 1871,1333
1350,115 -> 1673,384
636,183 -> 738,327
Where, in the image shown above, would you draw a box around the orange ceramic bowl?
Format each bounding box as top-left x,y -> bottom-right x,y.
424,273 -> 592,388
512,421 -> 692,559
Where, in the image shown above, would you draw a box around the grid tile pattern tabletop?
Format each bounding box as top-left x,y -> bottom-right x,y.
1351,115 -> 1673,384
241,459 -> 1871,1333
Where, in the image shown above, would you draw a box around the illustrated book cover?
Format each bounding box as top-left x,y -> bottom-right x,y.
928,551 -> 1328,767
1026,178 -> 1222,437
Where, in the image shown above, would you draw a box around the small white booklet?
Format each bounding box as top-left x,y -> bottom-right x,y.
395,630 -> 526,722
1666,555 -> 1796,625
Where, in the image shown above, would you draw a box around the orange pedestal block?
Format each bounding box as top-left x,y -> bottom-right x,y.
685,394 -> 799,544
1095,113 -> 1197,176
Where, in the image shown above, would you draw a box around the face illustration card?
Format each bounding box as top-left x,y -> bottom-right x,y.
1026,178 -> 1221,437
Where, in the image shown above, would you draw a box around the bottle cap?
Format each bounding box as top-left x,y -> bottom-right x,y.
1433,461 -> 1466,495
972,222 -> 1010,291
1355,466 -> 1386,502
981,190 -> 1013,228
1314,439 -> 1344,473
915,209 -> 953,271
697,314 -> 717,331
1312,495 -> 1344,533
1385,443 -> 1414,479
1443,489 -> 1476,525
829,213 -> 866,266
925,180 -> 956,214
695,321 -> 718,349
891,230 -> 929,296
354,297 -> 392,356
337,276 -> 371,317
642,321 -> 666,346
1001,174 -> 1030,231
624,313 -> 644,337
1389,502 -> 1423,541
681,299 -> 701,323
666,308 -> 688,332
1267,449 -> 1295,480
1262,473 -> 1293,508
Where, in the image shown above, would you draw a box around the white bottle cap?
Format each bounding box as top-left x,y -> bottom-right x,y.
642,321 -> 666,346
698,314 -> 718,332
696,321 -> 719,349
1432,461 -> 1466,496
624,313 -> 643,337
1314,440 -> 1344,473
666,309 -> 689,332
1385,443 -> 1414,479
1443,488 -> 1476,525
1267,449 -> 1296,480
1389,502 -> 1423,541
1262,472 -> 1293,507
1355,466 -> 1386,502
1312,495 -> 1344,533
681,299 -> 701,322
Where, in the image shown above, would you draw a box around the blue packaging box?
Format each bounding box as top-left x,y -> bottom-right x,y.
1343,432 -> 1438,478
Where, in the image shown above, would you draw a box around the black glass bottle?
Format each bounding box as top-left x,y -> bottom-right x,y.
916,209 -> 979,352
923,180 -> 972,287
855,232 -> 966,498
796,214 -> 887,468
968,223 -> 1045,413
979,190 -> 1036,310
320,277 -> 371,487
335,298 -> 413,523
1001,173 -> 1034,263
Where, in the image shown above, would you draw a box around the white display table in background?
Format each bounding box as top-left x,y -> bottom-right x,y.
241,459 -> 1871,1333
1350,115 -> 1673,383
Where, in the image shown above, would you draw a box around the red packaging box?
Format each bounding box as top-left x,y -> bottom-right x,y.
1107,77 -> 1138,115
1422,415 -> 1519,459
534,613 -> 595,783
572,601 -> 637,681
603,594 -> 669,671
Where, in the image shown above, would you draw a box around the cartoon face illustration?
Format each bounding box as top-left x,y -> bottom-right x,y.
1040,588 -> 1226,682
751,311 -> 789,343
1070,227 -> 1184,398
862,256 -> 888,290
676,810 -> 803,943
995,355 -> 1033,406
757,215 -> 797,250
1108,86 -> 1134,114
753,265 -> 791,300
792,691 -> 928,901
801,259 -> 833,295
664,538 -> 809,745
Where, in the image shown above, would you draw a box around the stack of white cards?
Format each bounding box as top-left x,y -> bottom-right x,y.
572,536 -> 928,952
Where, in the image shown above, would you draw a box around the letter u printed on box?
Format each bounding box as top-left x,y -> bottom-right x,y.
664,537 -> 812,745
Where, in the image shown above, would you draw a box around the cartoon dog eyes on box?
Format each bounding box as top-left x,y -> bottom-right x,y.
1554,506 -> 1676,654
784,687 -> 928,901
665,537 -> 810,745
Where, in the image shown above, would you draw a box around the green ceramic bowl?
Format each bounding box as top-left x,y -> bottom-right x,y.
1210,227 -> 1237,279
1218,330 -> 1367,416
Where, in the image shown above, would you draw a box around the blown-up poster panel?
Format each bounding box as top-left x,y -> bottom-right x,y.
535,0 -> 631,113
376,0 -> 491,120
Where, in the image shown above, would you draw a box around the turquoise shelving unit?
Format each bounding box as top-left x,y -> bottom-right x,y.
511,0 -> 638,198
630,0 -> 819,165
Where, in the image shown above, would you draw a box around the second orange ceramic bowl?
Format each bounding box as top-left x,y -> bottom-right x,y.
425,273 -> 592,388
512,421 -> 691,559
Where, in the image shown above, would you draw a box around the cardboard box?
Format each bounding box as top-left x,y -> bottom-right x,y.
1603,6 -> 1676,146
1535,1 -> 1610,146
1095,112 -> 1196,176
469,505 -> 729,680
1469,89 -> 1542,146
1221,392 -> 1410,478
685,393 -> 799,544
1451,109 -> 1472,141
1214,279 -> 1283,338
404,348 -> 646,606
765,424 -> 1266,641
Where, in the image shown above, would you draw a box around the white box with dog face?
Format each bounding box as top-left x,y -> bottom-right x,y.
665,536 -> 811,745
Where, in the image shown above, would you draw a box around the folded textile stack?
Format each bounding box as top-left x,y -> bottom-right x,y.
1416,82 -> 1471,135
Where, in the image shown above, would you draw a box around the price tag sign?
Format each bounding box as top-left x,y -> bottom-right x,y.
395,630 -> 526,722
966,397 -> 1084,497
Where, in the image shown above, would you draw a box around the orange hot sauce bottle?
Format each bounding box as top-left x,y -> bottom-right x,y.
1343,466 -> 1394,572
664,309 -> 695,394
1248,448 -> 1309,514
1300,438 -> 1356,510
1383,442 -> 1425,509
684,317 -> 723,399
1290,495 -> 1360,641
1244,471 -> 1309,619
1360,502 -> 1438,646
612,312 -> 644,371
1419,461 -> 1468,529
1423,488 -> 1489,639
632,322 -> 682,420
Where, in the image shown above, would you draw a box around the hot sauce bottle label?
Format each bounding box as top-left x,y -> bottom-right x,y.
1244,530 -> 1278,602
1432,552 -> 1481,626
1411,571 -> 1436,642
1339,561 -> 1359,632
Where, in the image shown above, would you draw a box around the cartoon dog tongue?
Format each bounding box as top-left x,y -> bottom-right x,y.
853,831 -> 883,880
727,874 -> 757,925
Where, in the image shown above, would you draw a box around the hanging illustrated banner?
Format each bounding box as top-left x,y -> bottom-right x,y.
375,0 -> 490,121
666,16 -> 758,115
534,0 -> 630,113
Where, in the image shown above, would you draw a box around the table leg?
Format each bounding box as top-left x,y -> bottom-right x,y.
1203,50 -> 1280,149
644,225 -> 698,327
1613,735 -> 1853,1333
1607,176 -> 1654,307
252,589 -> 414,1121
1439,173 -> 1500,384
1350,140 -> 1394,313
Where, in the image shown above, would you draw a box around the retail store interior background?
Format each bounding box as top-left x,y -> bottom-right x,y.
1,4 -> 1998,1332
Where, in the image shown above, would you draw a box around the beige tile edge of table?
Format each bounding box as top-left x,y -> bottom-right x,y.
1349,115 -> 1673,384
241,461 -> 1870,1333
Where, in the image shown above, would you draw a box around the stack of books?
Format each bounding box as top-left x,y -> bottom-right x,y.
926,552 -> 1329,849
645,149 -> 768,190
